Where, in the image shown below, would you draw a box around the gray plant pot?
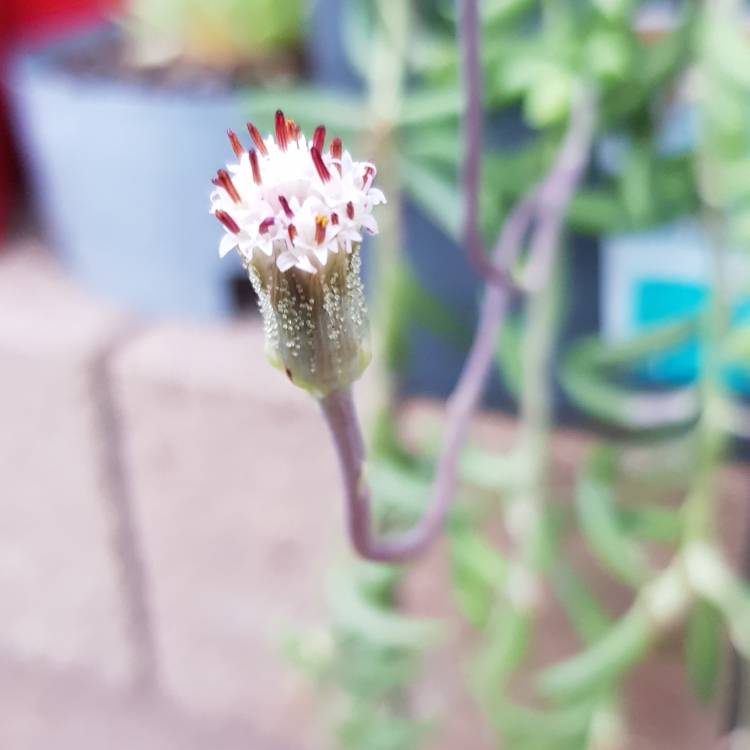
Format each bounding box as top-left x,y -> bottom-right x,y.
8,25 -> 249,319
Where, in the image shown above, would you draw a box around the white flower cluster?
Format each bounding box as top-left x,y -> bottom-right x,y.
209,111 -> 385,397
210,110 -> 385,274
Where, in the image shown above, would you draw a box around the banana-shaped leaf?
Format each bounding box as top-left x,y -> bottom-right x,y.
496,315 -> 523,401
551,563 -> 612,644
537,607 -> 652,700
449,525 -> 508,626
339,0 -> 372,81
398,88 -> 462,127
685,599 -> 723,703
561,318 -> 700,429
327,568 -> 440,649
368,457 -> 432,523
722,324 -> 750,370
489,699 -> 594,748
575,446 -> 651,587
459,443 -> 526,493
482,0 -> 536,25
619,505 -> 682,543
399,157 -> 461,241
473,608 -> 532,697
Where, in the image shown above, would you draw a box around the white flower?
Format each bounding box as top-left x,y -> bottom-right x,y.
210,111 -> 385,274
209,111 -> 385,397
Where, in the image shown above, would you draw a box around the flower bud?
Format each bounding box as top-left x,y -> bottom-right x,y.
209,111 -> 385,396
247,243 -> 370,395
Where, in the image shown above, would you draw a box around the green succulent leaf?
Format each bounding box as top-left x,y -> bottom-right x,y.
551,563 -> 612,644
685,600 -> 723,703
400,156 -> 461,240
538,608 -> 652,701
398,88 -> 462,127
575,446 -> 652,587
327,568 -> 440,649
449,525 -> 508,627
619,505 -> 682,543
496,315 -> 523,401
561,318 -> 700,429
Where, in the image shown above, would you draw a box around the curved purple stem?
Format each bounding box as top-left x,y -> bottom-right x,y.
318,0 -> 596,562
457,0 -> 511,285
519,93 -> 597,289
318,181 -> 535,563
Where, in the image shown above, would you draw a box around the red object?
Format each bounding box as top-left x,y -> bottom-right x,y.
1,2 -> 17,241
9,0 -> 121,40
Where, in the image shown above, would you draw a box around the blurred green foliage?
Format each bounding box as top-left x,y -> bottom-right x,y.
124,0 -> 304,69
280,2 -> 750,748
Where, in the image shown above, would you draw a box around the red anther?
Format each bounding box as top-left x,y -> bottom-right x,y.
346,201 -> 355,220
227,129 -> 244,158
259,217 -> 275,234
310,147 -> 331,182
362,165 -> 375,186
330,136 -> 342,160
288,223 -> 298,242
286,118 -> 301,141
314,214 -> 329,245
312,125 -> 326,152
278,195 -> 294,218
215,210 -> 240,234
249,150 -> 262,185
275,110 -> 288,150
212,169 -> 241,203
331,212 -> 339,225
246,121 -> 268,155
330,136 -> 343,174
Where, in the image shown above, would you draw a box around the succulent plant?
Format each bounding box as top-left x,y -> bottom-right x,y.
124,0 -> 304,70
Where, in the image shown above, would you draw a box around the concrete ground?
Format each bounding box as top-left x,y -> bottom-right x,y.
0,649 -> 265,750
1,236 -> 749,749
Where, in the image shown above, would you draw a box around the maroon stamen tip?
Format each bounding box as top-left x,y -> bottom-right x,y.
362,165 -> 375,186
275,110 -> 288,150
247,122 -> 268,155
330,136 -> 343,160
288,224 -> 298,242
213,169 -> 241,203
227,129 -> 244,158
278,195 -> 294,219
249,150 -> 262,185
259,217 -> 275,234
314,214 -> 329,245
313,125 -> 326,152
215,210 -> 240,234
331,212 -> 339,225
310,147 -> 331,182
346,201 -> 355,220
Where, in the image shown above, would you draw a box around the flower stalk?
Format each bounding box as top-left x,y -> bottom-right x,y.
210,0 -> 594,561
318,87 -> 595,562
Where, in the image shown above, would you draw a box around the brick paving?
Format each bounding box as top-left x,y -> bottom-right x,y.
0,238 -> 748,749
0,649 -> 266,750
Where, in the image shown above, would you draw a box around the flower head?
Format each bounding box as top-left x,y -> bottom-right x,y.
210,111 -> 386,396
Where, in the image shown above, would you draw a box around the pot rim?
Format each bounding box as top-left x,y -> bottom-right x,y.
5,22 -> 280,102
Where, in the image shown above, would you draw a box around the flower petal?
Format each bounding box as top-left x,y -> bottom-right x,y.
219,233 -> 238,258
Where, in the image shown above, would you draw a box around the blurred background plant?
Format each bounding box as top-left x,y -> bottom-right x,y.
122,0 -> 304,71
284,1 -> 750,748
3,0 -> 750,747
